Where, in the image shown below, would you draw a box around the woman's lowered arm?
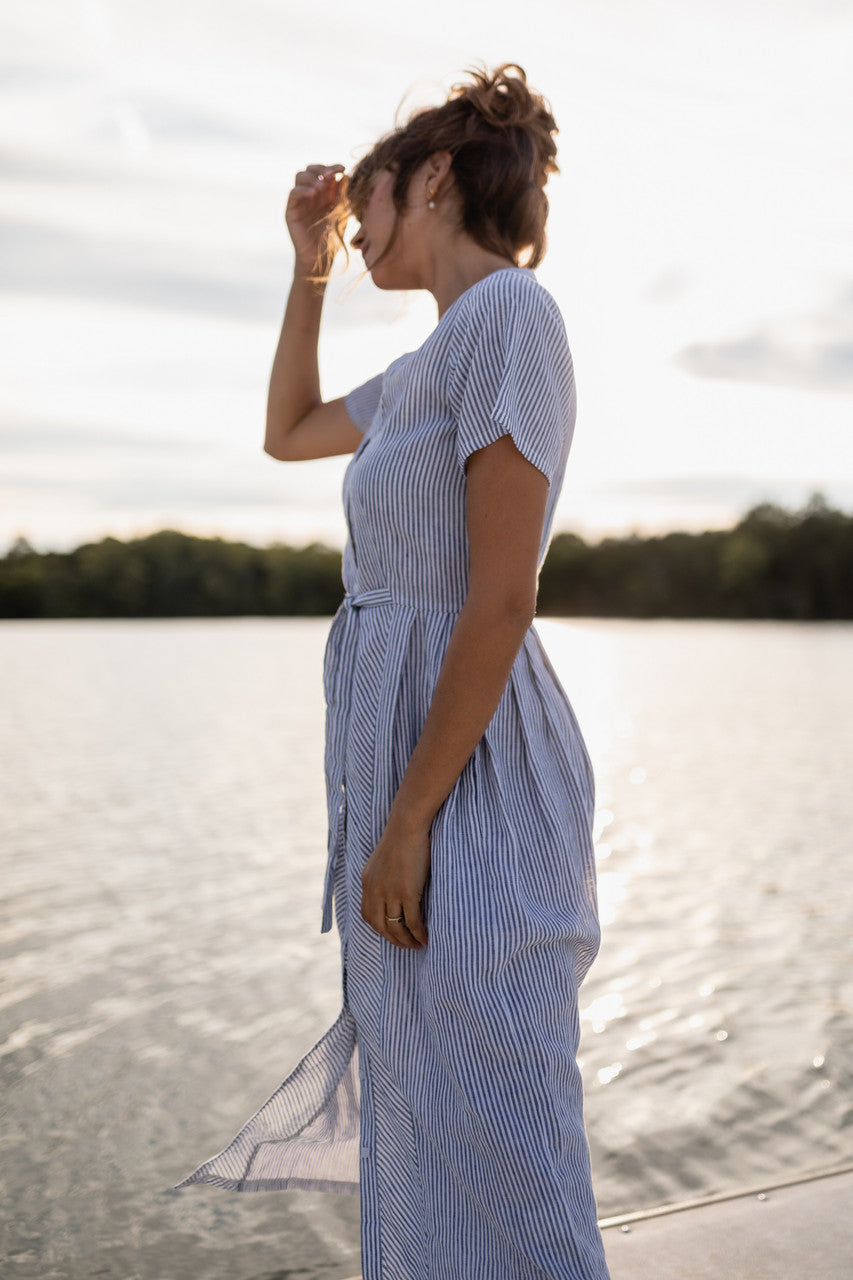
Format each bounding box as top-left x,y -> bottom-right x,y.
359,432 -> 549,948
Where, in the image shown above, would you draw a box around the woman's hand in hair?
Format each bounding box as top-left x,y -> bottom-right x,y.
285,163 -> 345,274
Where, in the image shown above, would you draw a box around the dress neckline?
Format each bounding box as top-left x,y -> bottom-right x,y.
382,268 -> 537,378
436,266 -> 536,326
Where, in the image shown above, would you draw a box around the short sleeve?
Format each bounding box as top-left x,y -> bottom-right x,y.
344,371 -> 384,436
449,275 -> 574,484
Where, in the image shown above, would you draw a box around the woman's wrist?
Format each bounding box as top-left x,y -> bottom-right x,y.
385,795 -> 434,838
292,254 -> 325,285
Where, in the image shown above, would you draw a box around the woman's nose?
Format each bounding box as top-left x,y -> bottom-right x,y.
351,227 -> 364,248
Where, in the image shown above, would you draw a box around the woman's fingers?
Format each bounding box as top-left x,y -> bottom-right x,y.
293,164 -> 345,193
289,175 -> 343,209
286,165 -> 344,207
382,904 -> 421,950
369,902 -> 420,950
400,896 -> 428,946
309,164 -> 345,182
360,886 -> 426,950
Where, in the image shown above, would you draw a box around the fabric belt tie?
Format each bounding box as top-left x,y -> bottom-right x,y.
343,588 -> 394,610
321,586 -> 393,935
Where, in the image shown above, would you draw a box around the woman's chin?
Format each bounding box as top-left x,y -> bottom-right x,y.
368,266 -> 416,293
368,268 -> 394,291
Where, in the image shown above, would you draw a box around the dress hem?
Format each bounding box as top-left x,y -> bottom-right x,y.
170,1172 -> 359,1195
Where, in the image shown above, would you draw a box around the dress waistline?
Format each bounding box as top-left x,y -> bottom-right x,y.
342,588 -> 394,610
341,589 -> 462,615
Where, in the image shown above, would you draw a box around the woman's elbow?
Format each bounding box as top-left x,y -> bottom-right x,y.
263,438 -> 287,461
467,584 -> 537,632
264,415 -> 298,461
506,591 -> 538,631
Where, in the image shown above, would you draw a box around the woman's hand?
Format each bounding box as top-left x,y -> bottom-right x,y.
285,163 -> 345,274
361,813 -> 430,950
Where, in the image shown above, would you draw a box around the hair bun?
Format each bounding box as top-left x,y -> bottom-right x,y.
452,63 -> 547,131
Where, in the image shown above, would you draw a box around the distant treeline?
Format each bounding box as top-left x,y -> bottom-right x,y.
1,496 -> 851,620
538,495 -> 853,620
0,534 -> 344,619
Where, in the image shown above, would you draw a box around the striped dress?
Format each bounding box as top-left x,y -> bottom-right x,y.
173,267 -> 611,1280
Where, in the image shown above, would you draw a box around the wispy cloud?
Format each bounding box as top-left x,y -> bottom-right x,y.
673,288 -> 853,393
0,215 -> 283,320
643,265 -> 692,304
589,474 -> 852,510
0,419 -> 200,453
0,145 -> 108,183
5,470 -> 288,508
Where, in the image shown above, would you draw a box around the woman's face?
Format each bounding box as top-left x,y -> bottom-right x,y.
350,166 -> 427,290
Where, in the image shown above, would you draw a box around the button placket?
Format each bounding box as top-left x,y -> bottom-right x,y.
358,1053 -> 381,1277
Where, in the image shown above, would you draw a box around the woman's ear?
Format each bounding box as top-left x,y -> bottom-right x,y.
426,150 -> 454,185
424,150 -> 455,205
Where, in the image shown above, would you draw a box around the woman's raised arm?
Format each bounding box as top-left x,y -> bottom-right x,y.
264,164 -> 364,461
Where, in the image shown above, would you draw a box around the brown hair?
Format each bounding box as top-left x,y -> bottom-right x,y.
316,63 -> 558,279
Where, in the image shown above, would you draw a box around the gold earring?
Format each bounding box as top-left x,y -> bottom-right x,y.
427,189 -> 436,209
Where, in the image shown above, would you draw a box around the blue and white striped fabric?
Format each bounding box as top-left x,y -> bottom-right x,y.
174,268 -> 611,1279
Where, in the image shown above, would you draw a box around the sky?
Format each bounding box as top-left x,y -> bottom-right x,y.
1,0 -> 851,553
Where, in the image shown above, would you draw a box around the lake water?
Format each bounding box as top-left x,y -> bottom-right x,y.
1,617 -> 851,1279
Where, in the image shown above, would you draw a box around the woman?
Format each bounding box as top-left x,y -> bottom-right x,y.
175,63 -> 611,1280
